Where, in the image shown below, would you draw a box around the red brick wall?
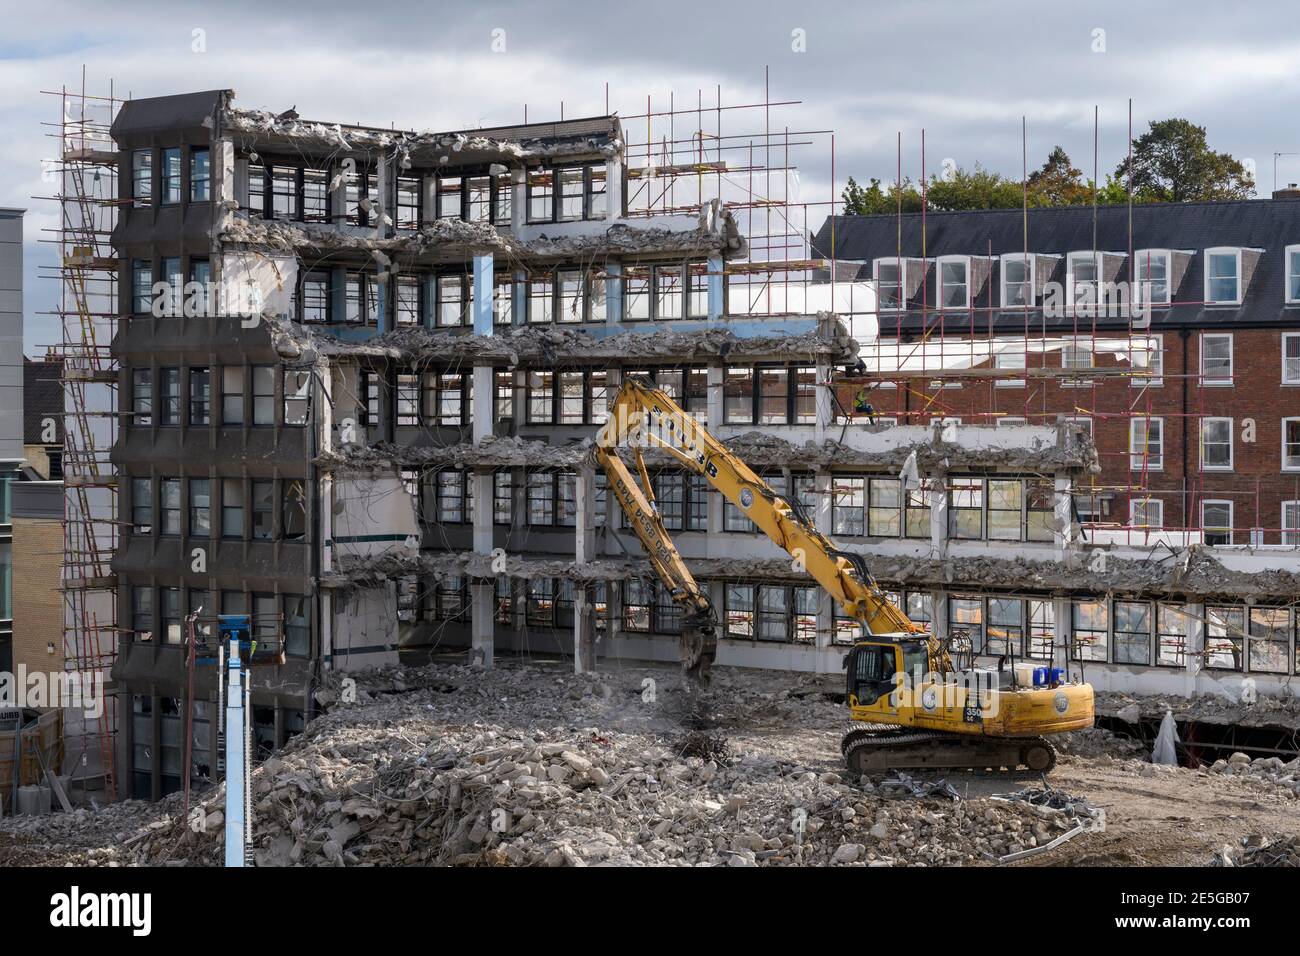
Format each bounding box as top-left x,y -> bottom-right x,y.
852,327 -> 1300,542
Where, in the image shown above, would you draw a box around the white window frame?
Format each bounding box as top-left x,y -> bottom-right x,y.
1199,416 -> 1234,472
1283,501 -> 1300,546
1066,251 -> 1102,315
1200,500 -> 1234,546
1130,334 -> 1164,387
1133,248 -> 1172,308
1286,245 -> 1300,305
1283,333 -> 1300,385
1283,417 -> 1300,471
1060,336 -> 1095,386
1204,247 -> 1243,306
993,339 -> 1025,388
936,255 -> 971,311
1129,416 -> 1164,471
1200,332 -> 1233,386
873,258 -> 909,312
1131,497 -> 1163,530
999,252 -> 1035,309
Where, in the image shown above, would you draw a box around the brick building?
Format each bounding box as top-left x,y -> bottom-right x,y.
813,198 -> 1300,546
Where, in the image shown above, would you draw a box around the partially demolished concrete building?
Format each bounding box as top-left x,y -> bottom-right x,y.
102,89 -> 1293,800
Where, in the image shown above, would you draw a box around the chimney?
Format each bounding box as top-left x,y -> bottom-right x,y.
1272,183 -> 1300,200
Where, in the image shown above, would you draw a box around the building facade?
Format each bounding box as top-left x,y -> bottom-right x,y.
0,208 -> 24,674
811,200 -> 1300,697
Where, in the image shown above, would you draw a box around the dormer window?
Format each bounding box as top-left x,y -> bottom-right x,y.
1000,253 -> 1033,307
937,255 -> 970,310
1066,251 -> 1101,311
1286,245 -> 1300,304
1204,247 -> 1242,305
874,259 -> 905,310
1134,249 -> 1171,308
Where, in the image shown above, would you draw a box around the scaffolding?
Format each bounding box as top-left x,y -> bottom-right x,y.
43,78 -> 123,801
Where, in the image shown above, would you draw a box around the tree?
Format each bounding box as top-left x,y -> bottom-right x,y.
1114,118 -> 1254,202
1026,146 -> 1091,207
841,176 -> 924,215
927,164 -> 1024,211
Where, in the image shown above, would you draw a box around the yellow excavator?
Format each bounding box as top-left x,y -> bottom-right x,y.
593,378 -> 1094,774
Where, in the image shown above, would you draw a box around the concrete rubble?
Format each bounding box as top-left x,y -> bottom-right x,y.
0,662 -> 1087,867
1097,691 -> 1300,730
1212,834 -> 1300,867
269,314 -> 856,367
218,200 -> 746,262
1206,752 -> 1300,798
224,106 -> 623,165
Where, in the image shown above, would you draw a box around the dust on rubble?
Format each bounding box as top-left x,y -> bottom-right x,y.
2,661 -> 1297,868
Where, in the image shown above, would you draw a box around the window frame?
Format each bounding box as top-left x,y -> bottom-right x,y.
1203,246 -> 1243,306
935,254 -> 971,311
1133,248 -> 1171,309
1201,499 -> 1234,546
1283,333 -> 1300,385
999,252 -> 1034,309
1284,418 -> 1300,471
1200,332 -> 1233,386
1199,416 -> 1234,472
1128,416 -> 1164,472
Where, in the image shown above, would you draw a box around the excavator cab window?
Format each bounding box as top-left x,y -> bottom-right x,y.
846,643 -> 897,706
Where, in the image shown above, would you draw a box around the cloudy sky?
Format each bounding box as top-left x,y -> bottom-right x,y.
5,0 -> 1300,351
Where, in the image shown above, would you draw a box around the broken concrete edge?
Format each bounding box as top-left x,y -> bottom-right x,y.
322,545 -> 1300,603
1095,692 -> 1300,730
216,203 -> 748,264
223,105 -> 622,166
315,428 -> 1097,474
269,313 -> 857,367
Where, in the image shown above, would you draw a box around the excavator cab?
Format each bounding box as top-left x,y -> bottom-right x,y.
844,642 -> 900,707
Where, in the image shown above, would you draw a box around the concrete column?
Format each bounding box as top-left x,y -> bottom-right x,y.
707,365 -> 724,427
813,471 -> 833,535
814,360 -> 833,442
574,463 -> 597,673
605,262 -> 623,325
707,255 -> 724,321
929,473 -> 947,551
512,269 -> 527,326
1185,603 -> 1205,679
605,157 -> 623,221
931,591 -> 948,645
510,168 -> 526,238
1053,596 -> 1072,672
470,253 -> 497,667
1054,474 -> 1074,552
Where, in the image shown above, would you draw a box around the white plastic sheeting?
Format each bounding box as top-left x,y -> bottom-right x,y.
1152,709 -> 1180,766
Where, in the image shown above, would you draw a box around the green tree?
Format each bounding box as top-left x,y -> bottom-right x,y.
1025,146 -> 1091,207
841,175 -> 924,215
1113,118 -> 1254,202
927,164 -> 1024,211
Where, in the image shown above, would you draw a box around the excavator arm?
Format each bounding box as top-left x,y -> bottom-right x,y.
593,439 -> 718,680
593,378 -> 929,682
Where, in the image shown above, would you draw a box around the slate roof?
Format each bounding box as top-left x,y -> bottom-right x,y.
810,199 -> 1300,333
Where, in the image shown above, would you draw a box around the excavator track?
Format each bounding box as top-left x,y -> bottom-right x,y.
841,726 -> 1057,774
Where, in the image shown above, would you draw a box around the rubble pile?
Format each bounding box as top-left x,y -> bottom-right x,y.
1212,834 -> 1300,867
1098,691 -> 1300,730
1206,752 -> 1300,798
1,662 -> 1083,867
